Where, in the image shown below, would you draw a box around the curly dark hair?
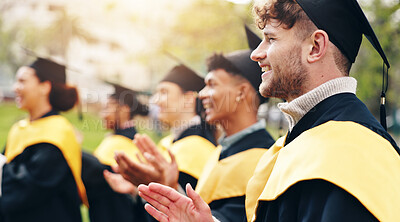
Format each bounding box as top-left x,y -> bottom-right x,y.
253,0 -> 351,74
206,53 -> 242,76
254,0 -> 315,39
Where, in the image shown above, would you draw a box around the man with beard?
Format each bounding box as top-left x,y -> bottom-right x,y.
136,0 -> 400,221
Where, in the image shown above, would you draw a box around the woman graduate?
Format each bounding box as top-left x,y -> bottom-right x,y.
81,82 -> 149,222
0,58 -> 87,222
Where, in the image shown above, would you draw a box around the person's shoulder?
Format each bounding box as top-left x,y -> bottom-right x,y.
280,179 -> 379,222
305,179 -> 379,222
239,128 -> 275,149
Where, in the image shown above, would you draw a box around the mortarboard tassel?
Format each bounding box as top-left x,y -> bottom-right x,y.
380,62 -> 389,131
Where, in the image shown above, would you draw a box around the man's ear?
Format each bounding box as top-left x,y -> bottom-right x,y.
307,30 -> 329,63
237,82 -> 253,101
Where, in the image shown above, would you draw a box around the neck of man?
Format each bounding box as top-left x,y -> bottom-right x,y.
279,76 -> 357,131
221,107 -> 258,137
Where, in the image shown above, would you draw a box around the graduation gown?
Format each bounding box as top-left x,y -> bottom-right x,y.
246,93 -> 400,222
196,128 -> 275,222
94,127 -> 141,166
166,120 -> 217,189
0,111 -> 86,222
82,127 -> 142,222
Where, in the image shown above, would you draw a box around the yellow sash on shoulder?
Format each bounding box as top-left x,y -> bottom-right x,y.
94,135 -> 140,166
246,121 -> 400,222
5,115 -> 88,207
157,135 -> 174,160
170,135 -> 216,180
158,135 -> 173,152
196,146 -> 268,204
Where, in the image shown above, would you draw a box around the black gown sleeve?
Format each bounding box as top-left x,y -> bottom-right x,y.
178,172 -> 198,190
0,143 -> 71,213
81,151 -> 141,222
256,179 -> 378,222
209,196 -> 246,222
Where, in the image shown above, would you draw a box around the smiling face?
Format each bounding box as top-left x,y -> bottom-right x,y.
13,66 -> 48,111
101,96 -> 133,130
153,81 -> 194,125
101,97 -> 120,130
199,69 -> 241,124
251,19 -> 310,102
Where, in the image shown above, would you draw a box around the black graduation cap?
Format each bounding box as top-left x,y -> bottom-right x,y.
105,81 -> 149,116
29,56 -> 84,120
161,64 -> 205,92
29,57 -> 66,84
222,25 -> 266,103
296,0 -> 389,67
296,0 -> 390,130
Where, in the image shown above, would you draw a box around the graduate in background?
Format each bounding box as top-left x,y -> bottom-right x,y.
193,28 -> 275,222
94,82 -> 149,166
0,58 -> 87,222
81,82 -> 149,222
104,64 -> 217,191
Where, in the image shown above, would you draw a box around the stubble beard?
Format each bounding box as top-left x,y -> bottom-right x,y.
259,45 -> 308,101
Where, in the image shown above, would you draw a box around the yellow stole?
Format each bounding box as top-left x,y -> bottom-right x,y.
196,146 -> 267,204
158,135 -> 174,152
245,121 -> 400,222
5,115 -> 88,206
169,135 -> 216,180
94,135 -> 141,166
157,135 -> 174,160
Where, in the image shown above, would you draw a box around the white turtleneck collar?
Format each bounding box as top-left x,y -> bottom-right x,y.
278,77 -> 357,131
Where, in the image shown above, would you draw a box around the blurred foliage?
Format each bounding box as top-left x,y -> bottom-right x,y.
0,18 -> 20,74
45,8 -> 97,58
352,0 -> 400,116
160,0 -> 257,73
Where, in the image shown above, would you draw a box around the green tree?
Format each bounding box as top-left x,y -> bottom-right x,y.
44,7 -> 96,59
159,0 -> 256,73
352,0 -> 400,117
